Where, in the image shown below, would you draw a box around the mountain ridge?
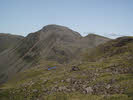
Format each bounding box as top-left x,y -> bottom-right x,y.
0,33 -> 24,53
0,35 -> 133,100
0,24 -> 110,84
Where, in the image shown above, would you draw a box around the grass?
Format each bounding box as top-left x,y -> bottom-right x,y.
0,36 -> 133,100
43,93 -> 103,100
103,94 -> 132,100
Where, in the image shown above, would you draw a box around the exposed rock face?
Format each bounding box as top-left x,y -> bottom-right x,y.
0,24 -> 110,83
113,36 -> 133,47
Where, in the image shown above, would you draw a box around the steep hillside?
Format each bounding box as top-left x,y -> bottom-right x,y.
80,33 -> 110,48
0,33 -> 24,53
83,36 -> 133,61
0,25 -> 109,84
0,36 -> 133,100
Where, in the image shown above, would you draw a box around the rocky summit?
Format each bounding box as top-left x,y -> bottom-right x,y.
0,25 -> 133,100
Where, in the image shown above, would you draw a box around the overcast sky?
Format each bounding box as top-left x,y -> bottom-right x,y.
0,0 -> 133,38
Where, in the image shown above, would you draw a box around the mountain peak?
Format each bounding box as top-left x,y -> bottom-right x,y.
42,24 -> 72,31
85,33 -> 109,39
36,24 -> 81,40
43,24 -> 66,28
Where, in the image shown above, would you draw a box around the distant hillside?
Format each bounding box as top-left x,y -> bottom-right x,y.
83,36 -> 133,62
0,33 -> 24,53
80,33 -> 110,48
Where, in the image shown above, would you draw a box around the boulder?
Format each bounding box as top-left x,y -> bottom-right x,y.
66,78 -> 71,83
32,89 -> 38,93
71,66 -> 80,71
85,87 -> 93,94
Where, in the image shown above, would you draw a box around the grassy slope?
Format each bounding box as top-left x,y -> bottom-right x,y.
0,37 -> 133,100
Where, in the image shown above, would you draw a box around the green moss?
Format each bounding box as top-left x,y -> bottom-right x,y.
44,93 -> 103,100
103,94 -> 131,100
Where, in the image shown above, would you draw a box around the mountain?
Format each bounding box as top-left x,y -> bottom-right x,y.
0,33 -> 24,53
83,36 -> 133,62
0,25 -> 110,84
80,33 -> 110,48
0,36 -> 133,100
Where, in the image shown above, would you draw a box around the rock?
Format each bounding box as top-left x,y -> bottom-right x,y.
85,87 -> 93,94
78,80 -> 82,84
43,88 -> 48,92
106,84 -> 111,89
58,86 -> 66,91
82,85 -> 87,88
61,80 -> 64,82
66,89 -> 71,92
110,78 -> 116,84
71,66 -> 80,71
32,89 -> 38,93
72,88 -> 76,92
92,78 -> 96,81
51,87 -> 57,92
66,78 -> 71,83
74,81 -> 78,84
71,78 -> 77,84
55,85 -> 58,87
43,80 -> 48,84
22,87 -> 26,91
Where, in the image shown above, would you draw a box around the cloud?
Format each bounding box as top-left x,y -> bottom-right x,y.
103,33 -> 133,39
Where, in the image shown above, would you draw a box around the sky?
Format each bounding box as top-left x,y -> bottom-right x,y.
0,0 -> 133,38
